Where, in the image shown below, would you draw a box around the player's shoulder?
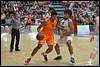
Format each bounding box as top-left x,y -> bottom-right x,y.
69,18 -> 72,22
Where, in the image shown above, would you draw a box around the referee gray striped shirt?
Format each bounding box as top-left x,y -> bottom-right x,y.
11,17 -> 20,30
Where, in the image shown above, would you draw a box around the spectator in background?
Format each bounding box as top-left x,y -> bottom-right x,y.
1,1 -> 99,27
10,12 -> 21,52
5,15 -> 12,32
24,15 -> 32,32
1,11 -> 6,32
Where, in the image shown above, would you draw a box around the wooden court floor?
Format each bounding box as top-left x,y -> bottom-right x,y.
1,32 -> 99,66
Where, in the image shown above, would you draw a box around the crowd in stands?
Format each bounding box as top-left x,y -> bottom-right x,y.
1,1 -> 51,25
61,1 -> 99,25
1,1 -> 99,28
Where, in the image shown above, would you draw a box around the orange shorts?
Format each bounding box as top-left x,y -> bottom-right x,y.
38,34 -> 54,45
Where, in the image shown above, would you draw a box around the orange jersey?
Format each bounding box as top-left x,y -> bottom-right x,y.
41,19 -> 57,36
38,18 -> 57,45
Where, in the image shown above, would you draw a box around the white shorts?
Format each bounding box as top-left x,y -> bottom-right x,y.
57,34 -> 74,46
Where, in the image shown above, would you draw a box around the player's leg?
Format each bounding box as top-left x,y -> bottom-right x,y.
45,45 -> 53,54
66,40 -> 75,64
25,44 -> 42,65
54,38 -> 63,60
31,44 -> 42,57
86,39 -> 99,66
55,43 -> 60,55
86,48 -> 98,66
42,45 -> 53,61
66,35 -> 75,64
54,30 -> 65,60
41,36 -> 54,61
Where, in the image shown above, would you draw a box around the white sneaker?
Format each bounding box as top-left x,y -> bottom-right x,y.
85,63 -> 92,66
69,57 -> 75,65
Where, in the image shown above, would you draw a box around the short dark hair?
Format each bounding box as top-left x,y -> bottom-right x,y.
51,11 -> 57,17
49,7 -> 55,11
64,9 -> 72,17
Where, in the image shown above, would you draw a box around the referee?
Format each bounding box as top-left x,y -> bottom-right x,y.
10,12 -> 21,52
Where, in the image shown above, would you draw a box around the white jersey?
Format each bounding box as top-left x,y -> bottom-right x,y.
60,19 -> 69,27
60,18 -> 72,30
57,18 -> 74,46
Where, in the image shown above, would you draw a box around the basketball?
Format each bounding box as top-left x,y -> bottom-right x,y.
36,32 -> 44,40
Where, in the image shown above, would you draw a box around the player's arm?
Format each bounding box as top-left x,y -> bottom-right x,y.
56,19 -> 64,30
58,21 -> 67,38
37,24 -> 42,32
37,19 -> 48,32
57,24 -> 64,30
37,20 -> 44,32
56,21 -> 64,30
53,17 -> 58,30
68,19 -> 74,34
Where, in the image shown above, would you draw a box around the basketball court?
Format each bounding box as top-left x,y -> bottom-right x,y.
1,32 -> 99,66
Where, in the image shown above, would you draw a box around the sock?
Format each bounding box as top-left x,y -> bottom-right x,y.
88,59 -> 92,64
57,54 -> 61,56
70,54 -> 74,58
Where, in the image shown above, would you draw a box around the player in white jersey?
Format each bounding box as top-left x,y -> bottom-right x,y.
53,9 -> 75,64
85,15 -> 99,66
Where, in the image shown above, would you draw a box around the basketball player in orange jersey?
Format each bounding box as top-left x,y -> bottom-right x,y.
85,13 -> 99,66
53,9 -> 75,64
24,12 -> 57,65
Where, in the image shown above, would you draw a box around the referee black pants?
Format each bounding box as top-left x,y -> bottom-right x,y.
10,28 -> 20,50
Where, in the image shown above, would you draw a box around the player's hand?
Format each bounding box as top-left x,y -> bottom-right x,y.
90,36 -> 94,42
37,25 -> 42,32
37,27 -> 42,32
